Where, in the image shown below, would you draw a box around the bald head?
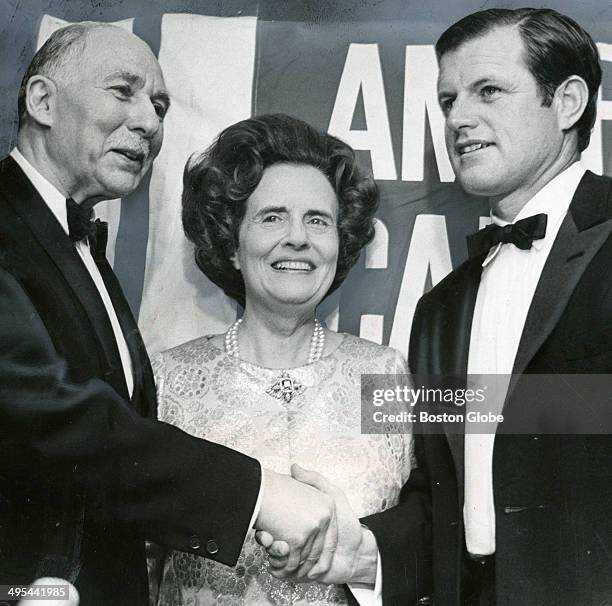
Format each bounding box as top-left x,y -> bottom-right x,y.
17,22 -> 169,204
19,22 -> 113,127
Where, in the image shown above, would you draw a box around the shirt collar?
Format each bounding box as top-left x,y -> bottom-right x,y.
10,147 -> 71,235
482,161 -> 586,266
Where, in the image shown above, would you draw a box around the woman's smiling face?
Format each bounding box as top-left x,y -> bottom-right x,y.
232,163 -> 339,311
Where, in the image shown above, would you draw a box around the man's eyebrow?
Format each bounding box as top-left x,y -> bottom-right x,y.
103,70 -> 144,86
469,76 -> 502,90
436,77 -> 453,97
437,88 -> 455,103
437,75 -> 505,101
104,70 -> 171,108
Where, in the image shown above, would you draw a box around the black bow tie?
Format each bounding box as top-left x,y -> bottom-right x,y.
467,213 -> 548,258
66,198 -> 108,259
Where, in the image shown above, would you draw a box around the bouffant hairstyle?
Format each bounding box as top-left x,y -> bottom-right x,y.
182,114 -> 378,307
436,8 -> 602,152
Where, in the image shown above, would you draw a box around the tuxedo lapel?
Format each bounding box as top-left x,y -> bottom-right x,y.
93,255 -> 156,417
446,256 -> 483,484
416,253 -> 485,377
511,172 -> 612,382
0,157 -> 130,399
447,256 -> 484,377
420,254 -> 484,480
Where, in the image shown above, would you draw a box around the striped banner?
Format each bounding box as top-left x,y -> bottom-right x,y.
3,1 -> 611,359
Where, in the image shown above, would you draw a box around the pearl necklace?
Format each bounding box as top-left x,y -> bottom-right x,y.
224,318 -> 325,364
225,318 -> 325,404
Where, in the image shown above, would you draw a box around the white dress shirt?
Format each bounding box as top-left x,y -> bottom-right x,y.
350,544 -> 382,606
10,147 -> 135,397
464,161 -> 586,555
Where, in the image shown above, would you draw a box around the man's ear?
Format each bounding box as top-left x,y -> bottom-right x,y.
554,75 -> 589,131
230,251 -> 241,271
24,75 -> 57,127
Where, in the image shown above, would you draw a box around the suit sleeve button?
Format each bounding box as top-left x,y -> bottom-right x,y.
206,539 -> 219,555
188,535 -> 201,550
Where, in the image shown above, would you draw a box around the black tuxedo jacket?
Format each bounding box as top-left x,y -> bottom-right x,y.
394,170 -> 612,605
0,156 -> 261,605
362,170 -> 612,605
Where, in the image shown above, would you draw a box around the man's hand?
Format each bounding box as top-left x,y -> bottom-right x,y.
254,468 -> 337,575
257,465 -> 378,585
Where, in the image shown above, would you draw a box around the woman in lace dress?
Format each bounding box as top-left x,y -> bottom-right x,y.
151,114 -> 414,605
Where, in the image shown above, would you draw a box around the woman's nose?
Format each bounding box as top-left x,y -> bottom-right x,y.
281,219 -> 309,249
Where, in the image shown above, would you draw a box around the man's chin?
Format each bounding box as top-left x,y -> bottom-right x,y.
457,173 -> 504,198
100,175 -> 146,200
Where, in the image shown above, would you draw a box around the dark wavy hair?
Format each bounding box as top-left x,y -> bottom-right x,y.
436,8 -> 602,152
182,114 -> 378,307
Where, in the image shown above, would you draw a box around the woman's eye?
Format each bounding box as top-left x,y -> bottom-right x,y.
308,216 -> 329,227
262,214 -> 283,223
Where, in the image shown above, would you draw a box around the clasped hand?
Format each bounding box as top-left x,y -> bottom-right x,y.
254,464 -> 372,585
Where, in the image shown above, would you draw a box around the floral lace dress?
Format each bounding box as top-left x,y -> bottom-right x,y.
151,333 -> 414,606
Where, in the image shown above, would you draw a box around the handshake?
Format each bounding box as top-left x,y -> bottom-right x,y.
254,464 -> 378,586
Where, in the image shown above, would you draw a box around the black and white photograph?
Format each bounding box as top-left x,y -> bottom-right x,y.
0,1 -> 611,604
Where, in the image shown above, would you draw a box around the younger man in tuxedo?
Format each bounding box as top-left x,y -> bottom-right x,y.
0,22 -> 337,605
409,8 -> 612,605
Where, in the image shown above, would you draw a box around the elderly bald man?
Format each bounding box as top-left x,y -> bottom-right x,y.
0,22 -> 336,605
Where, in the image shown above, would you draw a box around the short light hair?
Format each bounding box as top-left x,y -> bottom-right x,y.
18,21 -> 111,128
436,8 -> 602,152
